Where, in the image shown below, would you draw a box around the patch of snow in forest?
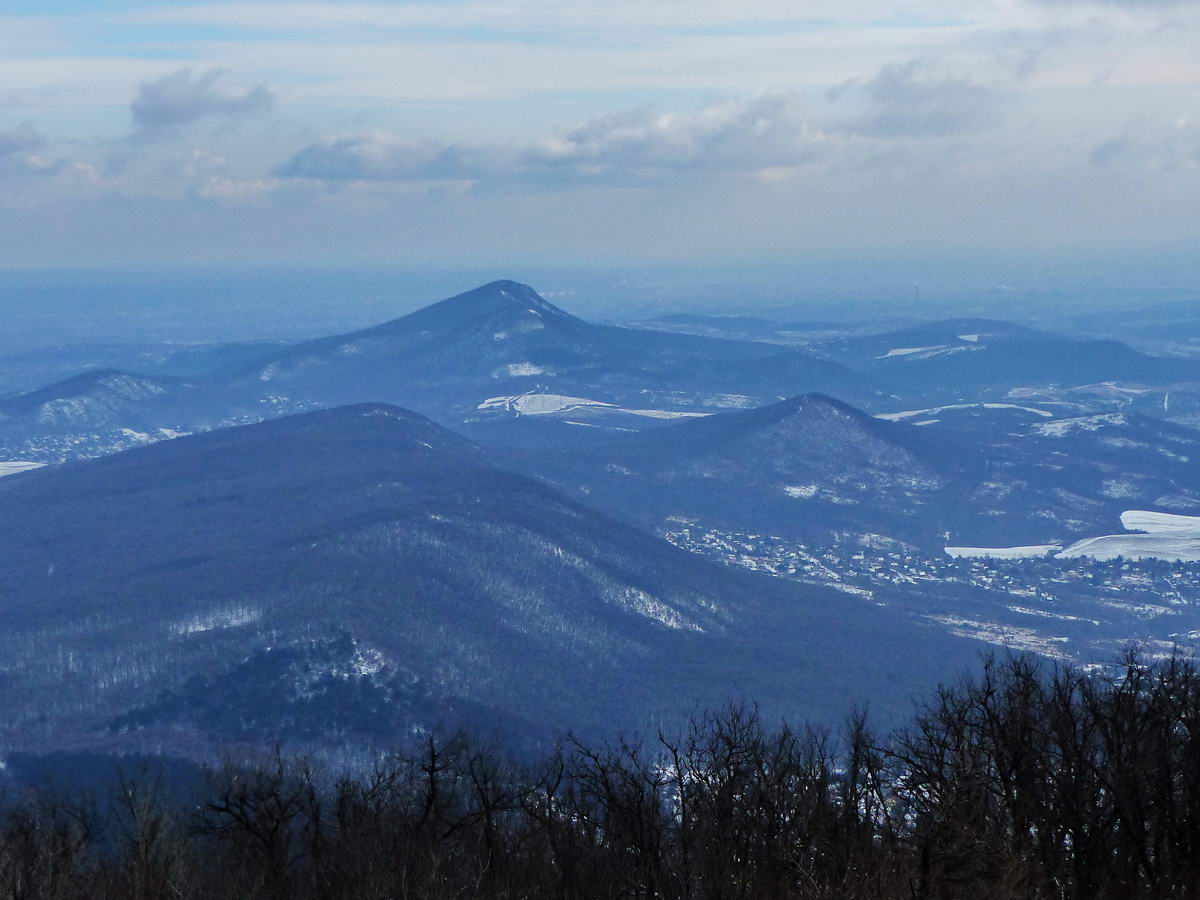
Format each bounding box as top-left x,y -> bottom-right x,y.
171,605 -> 262,636
1033,414 -> 1130,437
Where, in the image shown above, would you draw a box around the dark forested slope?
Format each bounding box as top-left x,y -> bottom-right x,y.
0,403 -> 980,755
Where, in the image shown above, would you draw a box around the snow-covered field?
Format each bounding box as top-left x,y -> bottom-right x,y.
1121,510 -> 1200,533
479,393 -> 603,415
1056,509 -> 1200,562
879,345 -> 946,358
1057,534 -> 1200,563
946,512 -> 1200,565
478,393 -> 710,420
877,344 -> 972,360
945,544 -> 1060,559
0,461 -> 45,478
877,402 -> 1053,423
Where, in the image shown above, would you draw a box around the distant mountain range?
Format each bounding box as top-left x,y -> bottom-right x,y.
2,277 -> 1198,556
512,393 -> 1200,552
0,281 -> 880,460
821,318 -> 1200,415
817,317 -> 1051,364
223,280 -> 875,418
0,403 -> 984,755
5,280 -> 1200,465
0,368 -> 290,462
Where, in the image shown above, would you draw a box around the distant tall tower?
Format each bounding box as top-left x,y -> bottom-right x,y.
913,282 -> 921,304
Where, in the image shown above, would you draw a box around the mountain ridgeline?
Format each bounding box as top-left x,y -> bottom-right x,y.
510,392 -> 1200,551
4,279 -> 1200,463
0,403 -> 985,754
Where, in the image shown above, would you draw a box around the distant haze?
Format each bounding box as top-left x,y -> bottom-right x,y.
2,258 -> 1198,356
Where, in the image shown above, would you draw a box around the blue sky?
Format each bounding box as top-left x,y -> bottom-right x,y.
0,0 -> 1198,268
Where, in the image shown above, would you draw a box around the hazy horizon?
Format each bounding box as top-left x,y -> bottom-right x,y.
1,255 -> 1196,361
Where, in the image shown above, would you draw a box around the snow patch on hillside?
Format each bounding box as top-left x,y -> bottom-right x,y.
879,345 -> 946,358
1058,535 -> 1200,563
877,402 -> 1052,422
621,588 -> 704,632
1121,510 -> 1200,534
1056,509 -> 1200,562
925,614 -> 1071,658
478,393 -> 709,420
480,393 -> 608,415
0,461 -> 45,478
624,407 -> 709,420
499,362 -> 546,377
877,344 -> 975,361
492,319 -> 544,341
783,484 -> 819,499
171,605 -> 262,636
1034,414 -> 1130,437
1102,479 -> 1141,499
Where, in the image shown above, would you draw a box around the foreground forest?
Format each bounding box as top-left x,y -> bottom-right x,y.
4,651 -> 1200,899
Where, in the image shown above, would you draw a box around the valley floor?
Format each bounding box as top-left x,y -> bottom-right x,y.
662,520 -> 1200,662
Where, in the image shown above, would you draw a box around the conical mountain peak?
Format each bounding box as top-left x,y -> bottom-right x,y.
726,393 -> 875,432
410,279 -> 579,328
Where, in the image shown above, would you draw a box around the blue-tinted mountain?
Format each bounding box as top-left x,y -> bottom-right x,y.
0,281 -> 878,462
818,317 -> 1050,367
0,340 -> 287,395
0,403 -> 982,756
516,394 -> 966,548
818,317 -> 1200,420
227,280 -> 875,420
0,369 -> 183,423
0,368 -> 277,463
513,394 -> 1200,552
891,339 -> 1200,396
628,313 -> 876,346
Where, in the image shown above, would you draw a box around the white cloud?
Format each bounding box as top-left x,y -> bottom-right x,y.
523,95 -> 825,176
276,95 -> 829,185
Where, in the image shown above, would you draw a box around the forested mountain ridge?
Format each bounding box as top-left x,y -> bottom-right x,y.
0,402 -> 984,755
512,391 -> 1200,552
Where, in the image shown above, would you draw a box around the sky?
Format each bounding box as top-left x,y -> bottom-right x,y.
1,0 -> 1198,269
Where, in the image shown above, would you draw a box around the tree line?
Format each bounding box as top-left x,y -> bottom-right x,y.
4,649 -> 1200,899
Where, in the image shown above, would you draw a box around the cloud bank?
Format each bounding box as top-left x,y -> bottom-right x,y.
131,68 -> 274,135
275,95 -> 829,186
0,0 -> 1197,266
